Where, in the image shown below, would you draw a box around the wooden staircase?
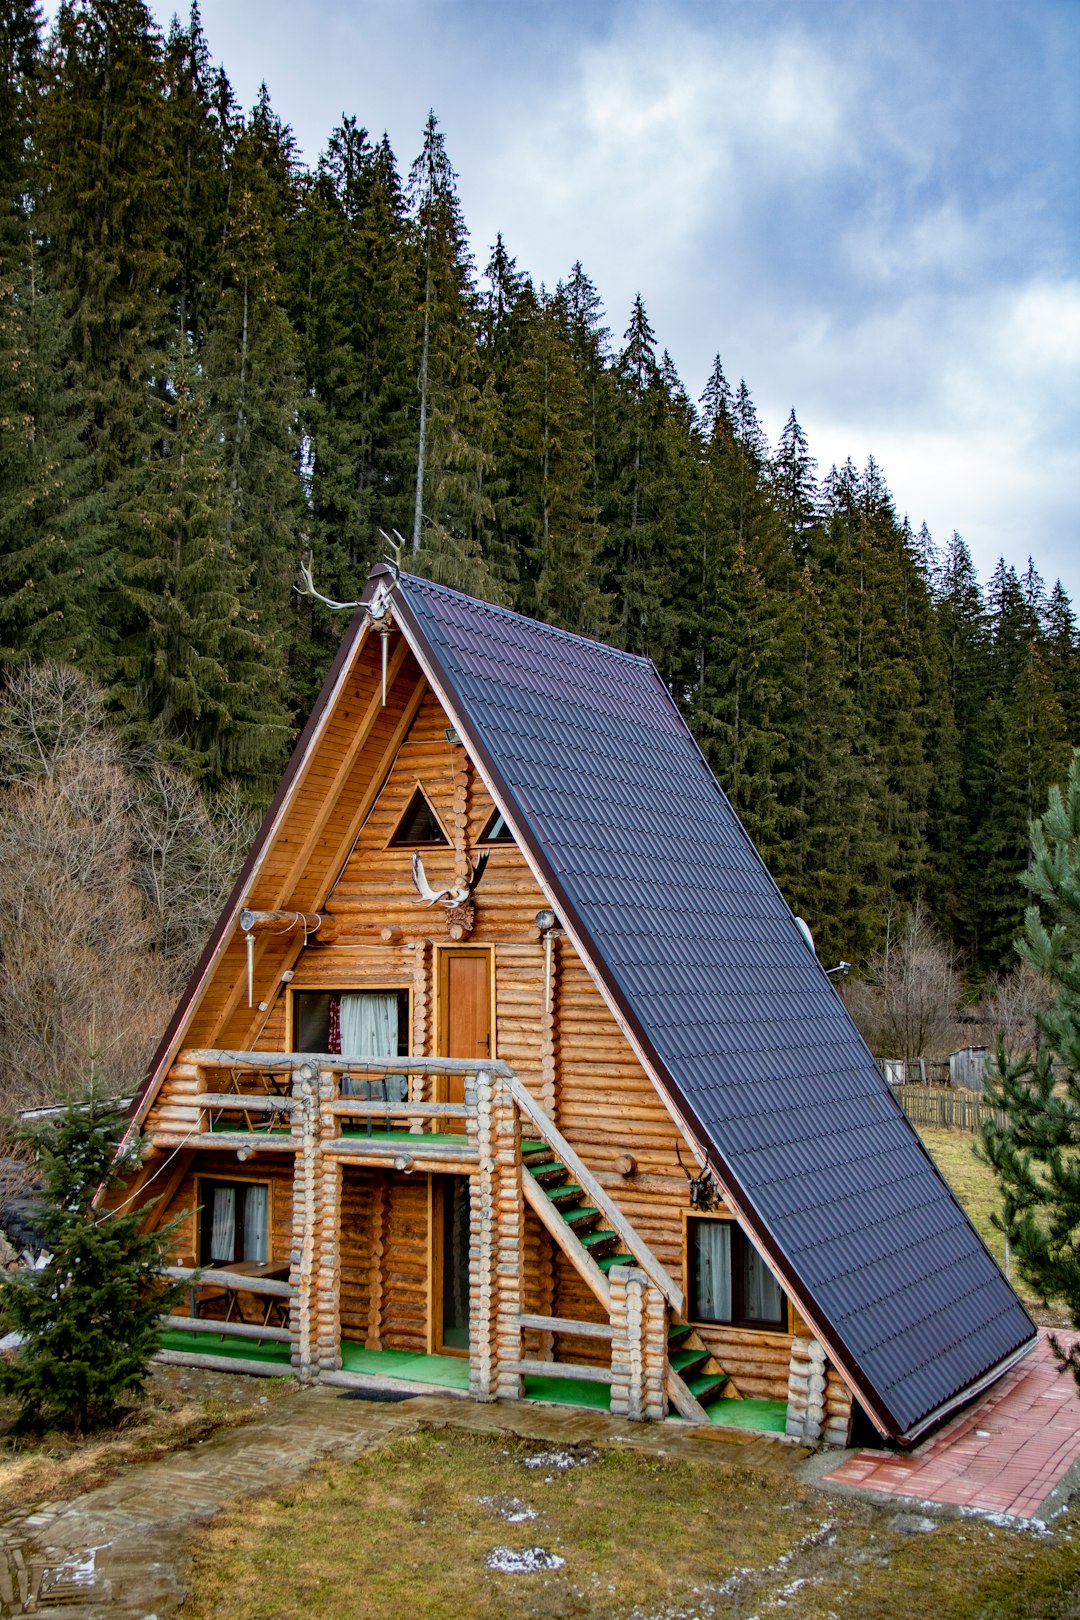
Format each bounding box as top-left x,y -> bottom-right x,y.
521,1138 -> 733,1420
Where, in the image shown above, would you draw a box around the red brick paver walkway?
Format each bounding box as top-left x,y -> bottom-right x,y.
824,1331 -> 1080,1519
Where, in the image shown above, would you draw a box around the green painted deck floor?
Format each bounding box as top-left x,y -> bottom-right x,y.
159,1328 -> 293,1365
708,1397 -> 788,1434
159,1332 -> 786,1430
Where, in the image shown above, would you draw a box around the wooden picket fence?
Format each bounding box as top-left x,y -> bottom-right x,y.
890,1082 -> 1006,1134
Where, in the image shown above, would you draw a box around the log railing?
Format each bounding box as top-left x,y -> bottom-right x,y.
178,1049 -> 511,1141
162,1051 -> 679,1419
505,1071 -> 685,1316
161,1264 -> 298,1347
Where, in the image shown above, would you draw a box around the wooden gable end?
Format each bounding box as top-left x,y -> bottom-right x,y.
139,611 -> 810,1404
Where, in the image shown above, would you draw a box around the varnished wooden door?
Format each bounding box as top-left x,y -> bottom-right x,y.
439,949 -> 492,1116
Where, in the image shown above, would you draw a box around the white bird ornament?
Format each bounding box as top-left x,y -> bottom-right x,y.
411,850 -> 489,908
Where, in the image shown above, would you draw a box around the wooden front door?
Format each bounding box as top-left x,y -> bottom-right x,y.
439,949 -> 492,1114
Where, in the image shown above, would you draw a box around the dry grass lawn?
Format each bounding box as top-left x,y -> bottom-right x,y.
917,1125 -> 1064,1322
182,1425 -> 1080,1620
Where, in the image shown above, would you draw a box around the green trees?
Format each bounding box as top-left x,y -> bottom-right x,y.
0,1092 -> 185,1432
982,751 -> 1080,1377
406,112 -> 497,597
0,4 -> 1073,985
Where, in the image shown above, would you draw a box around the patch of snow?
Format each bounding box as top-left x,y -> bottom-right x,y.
521,1447 -> 597,1470
958,1505 -> 1050,1534
477,1494 -> 538,1523
485,1545 -> 565,1573
0,1331 -> 25,1351
41,1542 -> 110,1593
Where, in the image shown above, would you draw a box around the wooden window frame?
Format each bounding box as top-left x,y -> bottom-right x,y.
477,805 -> 515,845
682,1211 -> 791,1335
287,986 -> 413,1057
386,782 -> 450,848
195,1173 -> 275,1268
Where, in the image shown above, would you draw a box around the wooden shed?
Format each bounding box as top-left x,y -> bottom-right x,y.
114,567 -> 1036,1446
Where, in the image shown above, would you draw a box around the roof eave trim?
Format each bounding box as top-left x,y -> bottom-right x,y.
895,1331 -> 1039,1449
390,582 -> 916,1435
123,601 -> 376,1139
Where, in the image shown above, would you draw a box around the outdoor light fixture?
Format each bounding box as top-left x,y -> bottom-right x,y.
445,726 -> 462,746
826,961 -> 852,977
535,909 -> 556,931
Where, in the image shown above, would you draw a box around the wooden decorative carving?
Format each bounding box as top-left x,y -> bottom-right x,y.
445,901 -> 475,940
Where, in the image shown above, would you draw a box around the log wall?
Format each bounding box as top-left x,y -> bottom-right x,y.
139,656 -> 814,1410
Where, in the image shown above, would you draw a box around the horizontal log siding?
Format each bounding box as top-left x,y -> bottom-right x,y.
339,1166 -> 373,1341
136,666 -> 803,1404
520,1206 -> 554,1360
381,1174 -> 430,1353
177,635 -> 426,1055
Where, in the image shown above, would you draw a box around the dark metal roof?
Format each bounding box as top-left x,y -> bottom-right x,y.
392,569 -> 1036,1442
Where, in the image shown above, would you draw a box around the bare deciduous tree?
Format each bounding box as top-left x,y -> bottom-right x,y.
975,961 -> 1056,1061
0,664 -> 257,1113
843,900 -> 960,1060
0,757 -> 172,1108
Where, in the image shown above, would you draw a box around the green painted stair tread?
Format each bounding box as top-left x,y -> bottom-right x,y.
669,1347 -> 710,1375
579,1229 -> 618,1248
520,1139 -> 547,1155
596,1251 -> 634,1271
667,1323 -> 694,1346
549,1184 -> 585,1205
563,1205 -> 601,1226
688,1372 -> 729,1400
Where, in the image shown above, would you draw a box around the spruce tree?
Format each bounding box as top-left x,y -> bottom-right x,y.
0,1090 -> 185,1432
982,749 -> 1080,1380
406,112 -> 498,596
32,0 -> 173,683
509,298 -> 607,634
200,96 -> 302,763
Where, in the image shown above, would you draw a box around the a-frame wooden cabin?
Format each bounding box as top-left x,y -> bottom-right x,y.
118,568 -> 1036,1446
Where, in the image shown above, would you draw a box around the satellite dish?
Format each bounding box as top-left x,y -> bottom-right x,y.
795,916 -> 816,956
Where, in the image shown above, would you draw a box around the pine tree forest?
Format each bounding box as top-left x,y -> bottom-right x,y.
2,3 -> 1077,1100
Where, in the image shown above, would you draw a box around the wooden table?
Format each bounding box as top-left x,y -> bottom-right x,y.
190,1261 -> 292,1335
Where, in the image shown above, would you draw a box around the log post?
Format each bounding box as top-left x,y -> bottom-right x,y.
289,1063 -> 317,1383
608,1265 -> 667,1421
785,1334 -> 828,1443
313,1067 -> 343,1374
467,1069 -> 523,1402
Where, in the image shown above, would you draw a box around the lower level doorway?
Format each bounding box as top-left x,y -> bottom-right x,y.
436,1175 -> 470,1353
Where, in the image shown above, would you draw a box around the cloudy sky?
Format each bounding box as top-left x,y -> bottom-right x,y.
137,2 -> 1079,599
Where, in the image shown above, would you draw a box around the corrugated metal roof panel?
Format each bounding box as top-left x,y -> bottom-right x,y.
395,572 -> 1035,1441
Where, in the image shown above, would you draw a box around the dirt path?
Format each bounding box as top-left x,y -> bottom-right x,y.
0,1388 -> 423,1616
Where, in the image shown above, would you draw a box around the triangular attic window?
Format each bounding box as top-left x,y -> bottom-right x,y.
389,787 -> 449,847
479,807 -> 515,844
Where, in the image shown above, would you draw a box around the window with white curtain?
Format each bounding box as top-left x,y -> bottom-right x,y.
688,1217 -> 786,1330
339,992 -> 398,1058
200,1180 -> 271,1267
292,990 -> 410,1057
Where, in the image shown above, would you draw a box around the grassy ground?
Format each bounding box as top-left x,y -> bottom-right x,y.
182,1425 -> 1080,1620
916,1126 -> 1064,1323
0,1365 -> 296,1515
